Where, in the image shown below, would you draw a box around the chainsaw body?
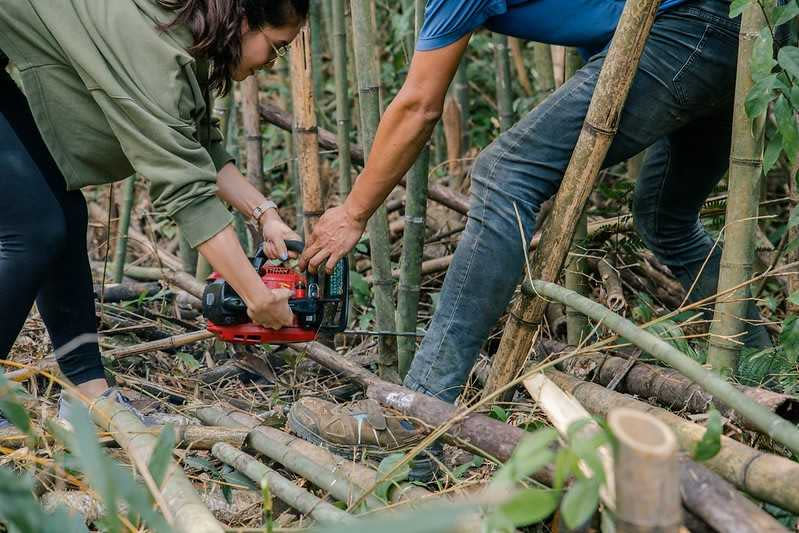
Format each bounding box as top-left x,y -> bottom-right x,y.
203,240 -> 348,344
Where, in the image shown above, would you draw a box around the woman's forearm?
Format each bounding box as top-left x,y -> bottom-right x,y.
216,162 -> 272,221
197,224 -> 268,306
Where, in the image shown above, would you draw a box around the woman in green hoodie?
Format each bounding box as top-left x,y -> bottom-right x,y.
0,0 -> 308,418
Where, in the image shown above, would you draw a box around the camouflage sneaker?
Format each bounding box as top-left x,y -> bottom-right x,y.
287,397 -> 441,481
58,387 -> 154,428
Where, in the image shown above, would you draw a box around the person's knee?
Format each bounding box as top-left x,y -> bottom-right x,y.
9,210 -> 68,271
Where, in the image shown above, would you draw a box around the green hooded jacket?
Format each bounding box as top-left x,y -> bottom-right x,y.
0,0 -> 236,248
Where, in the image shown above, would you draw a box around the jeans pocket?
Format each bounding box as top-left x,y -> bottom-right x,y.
671,22 -> 714,107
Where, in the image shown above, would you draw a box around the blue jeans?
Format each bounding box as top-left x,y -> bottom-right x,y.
404,0 -> 771,403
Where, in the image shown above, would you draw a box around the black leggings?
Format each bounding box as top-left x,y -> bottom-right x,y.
0,64 -> 104,385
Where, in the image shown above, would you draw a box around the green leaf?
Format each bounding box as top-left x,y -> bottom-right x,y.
553,448 -> 579,490
790,85 -> 799,109
764,133 -> 783,174
789,204 -> 799,228
778,47 -> 799,81
0,374 -> 32,437
148,424 -> 175,487
773,0 -> 799,25
452,455 -> 484,479
221,469 -> 259,491
175,352 -> 200,372
729,0 -> 750,18
375,453 -> 410,502
490,405 -> 509,422
774,95 -> 799,163
0,468 -> 89,533
497,488 -> 559,527
693,409 -> 722,461
745,74 -> 781,118
750,28 -> 776,82
560,478 -> 600,530
780,314 -> 799,354
492,428 -> 558,486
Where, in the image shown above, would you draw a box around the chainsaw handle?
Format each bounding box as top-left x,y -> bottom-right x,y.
253,240 -> 305,271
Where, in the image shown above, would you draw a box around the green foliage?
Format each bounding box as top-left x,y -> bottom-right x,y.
0,468 -> 88,533
560,478 -> 600,529
693,409 -> 723,461
489,405 -> 509,422
0,373 -> 33,438
148,424 -> 176,487
374,453 -> 411,502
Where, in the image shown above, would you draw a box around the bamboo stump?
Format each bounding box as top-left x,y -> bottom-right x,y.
608,408 -> 681,533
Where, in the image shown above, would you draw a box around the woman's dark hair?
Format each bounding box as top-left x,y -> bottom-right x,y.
159,0 -> 309,94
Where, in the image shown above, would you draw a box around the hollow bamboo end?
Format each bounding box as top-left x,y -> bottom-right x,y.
608,407 -> 677,458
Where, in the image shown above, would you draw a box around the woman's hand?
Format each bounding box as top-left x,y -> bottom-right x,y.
260,209 -> 302,260
247,287 -> 294,330
299,205 -> 366,273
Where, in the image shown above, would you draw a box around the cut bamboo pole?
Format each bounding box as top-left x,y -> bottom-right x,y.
706,2 -> 767,375
332,0 -> 352,198
90,397 -> 224,533
523,373 -> 615,510
493,34 -> 514,132
607,408 -> 681,533
290,22 -> 325,236
484,0 -> 663,399
258,101 -> 472,214
194,406 -> 386,510
112,176 -> 137,283
396,0 -> 430,378
537,339 -> 799,433
212,442 -> 351,523
597,255 -> 626,312
547,369 -> 799,514
350,0 -> 399,380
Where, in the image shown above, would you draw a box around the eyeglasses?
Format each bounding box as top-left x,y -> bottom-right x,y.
263,31 -> 291,67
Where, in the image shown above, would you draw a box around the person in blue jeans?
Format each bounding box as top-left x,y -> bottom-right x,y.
289,0 -> 772,480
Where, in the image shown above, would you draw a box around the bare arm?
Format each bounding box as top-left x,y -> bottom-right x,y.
216,162 -> 301,259
300,35 -> 470,272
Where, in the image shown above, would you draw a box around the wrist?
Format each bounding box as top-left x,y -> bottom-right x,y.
252,200 -> 278,229
343,195 -> 370,225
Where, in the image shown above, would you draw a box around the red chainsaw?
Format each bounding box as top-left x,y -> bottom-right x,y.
202,240 -> 349,344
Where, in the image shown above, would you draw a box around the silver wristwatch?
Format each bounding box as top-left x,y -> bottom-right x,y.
252,200 -> 278,227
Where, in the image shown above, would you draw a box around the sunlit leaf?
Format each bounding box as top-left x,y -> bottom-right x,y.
148,424 -> 176,487
729,0 -> 750,18
560,478 -> 600,530
497,488 -> 559,527
778,46 -> 799,81
693,409 -> 722,461
750,28 -> 776,82
774,95 -> 799,163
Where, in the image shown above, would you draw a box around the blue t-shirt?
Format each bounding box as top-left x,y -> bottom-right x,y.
417,0 -> 689,56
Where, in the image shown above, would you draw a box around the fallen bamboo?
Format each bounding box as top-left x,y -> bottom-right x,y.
524,279 -> 799,456
120,264 -> 206,301
485,0 -> 664,398
259,101 -> 471,215
607,407 -> 681,533
547,369 -> 799,514
597,255 -> 626,312
194,406 -> 386,510
90,396 -> 223,533
299,342 -> 784,532
212,442 -> 351,523
537,339 -> 799,433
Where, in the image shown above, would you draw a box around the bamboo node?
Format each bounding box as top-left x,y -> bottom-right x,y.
583,120 -> 618,137
729,156 -> 762,168
294,126 -> 319,134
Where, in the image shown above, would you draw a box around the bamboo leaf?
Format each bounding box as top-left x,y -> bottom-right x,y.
778,46 -> 799,81
745,74 -> 779,118
0,468 -> 89,533
751,28 -> 776,82
497,487 -> 559,527
773,0 -> 799,25
693,409 -> 722,461
774,95 -> 799,162
490,405 -> 509,422
492,428 -> 557,486
560,478 -> 600,530
0,374 -> 32,437
764,132 -> 783,173
553,448 -> 578,490
729,0 -> 750,18
375,453 -> 410,502
148,423 -> 175,487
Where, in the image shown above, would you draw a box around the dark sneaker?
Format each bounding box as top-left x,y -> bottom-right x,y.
0,415 -> 10,430
288,397 -> 442,482
58,387 -> 154,428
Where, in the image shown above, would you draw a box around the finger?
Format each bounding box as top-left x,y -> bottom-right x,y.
325,252 -> 340,274
307,248 -> 331,274
273,288 -> 293,301
264,241 -> 278,260
299,235 -> 322,270
274,238 -> 289,261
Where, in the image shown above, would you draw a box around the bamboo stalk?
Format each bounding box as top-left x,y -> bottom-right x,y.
90,397 -> 224,533
290,23 -> 324,236
243,76 -> 265,196
484,0 -> 663,399
597,255 -> 626,312
706,2 -> 767,375
493,34 -> 514,132
258,101 -> 472,214
508,38 -> 533,97
120,264 -> 205,300
537,339 -> 799,433
350,0 -> 399,380
454,58 -> 470,159
194,407 -> 386,509
524,279 -> 799,456
547,368 -> 799,515
212,442 -> 351,523
607,408 -> 681,533
112,176 -> 137,283
396,0 -> 430,378
442,93 -> 463,183
332,0 -> 352,198
533,42 -> 555,100
309,0 -> 325,119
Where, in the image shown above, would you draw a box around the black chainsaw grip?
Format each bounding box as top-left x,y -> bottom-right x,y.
284,240 -> 305,254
